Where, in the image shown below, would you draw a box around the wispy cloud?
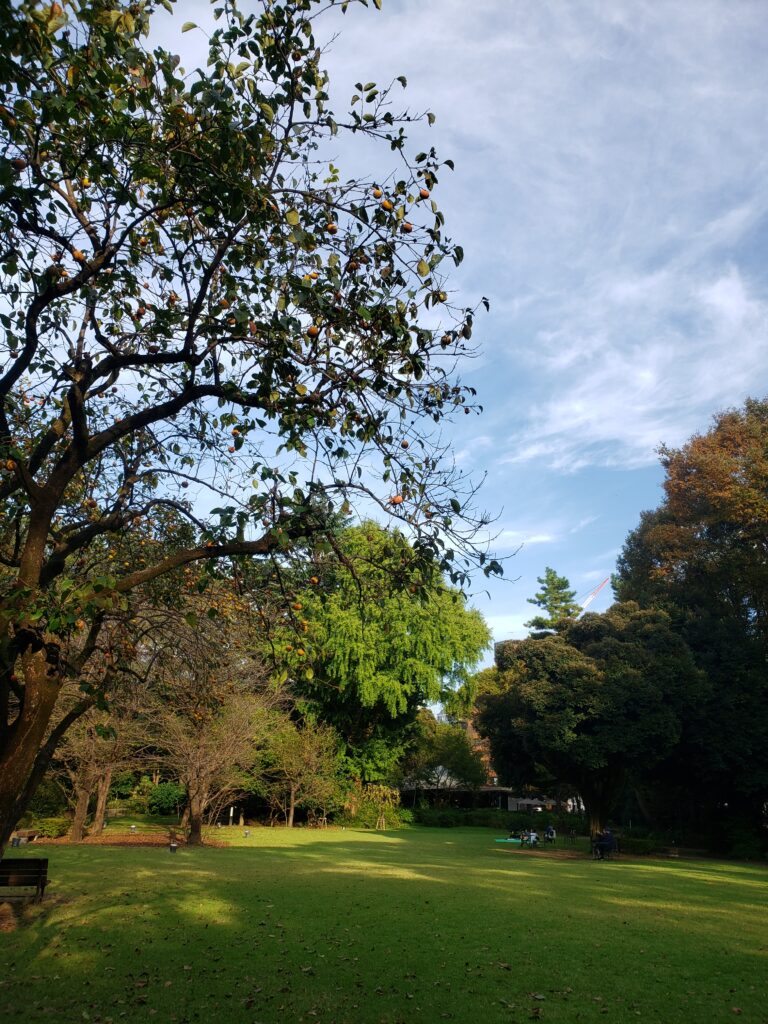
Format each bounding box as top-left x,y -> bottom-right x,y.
320,0 -> 768,471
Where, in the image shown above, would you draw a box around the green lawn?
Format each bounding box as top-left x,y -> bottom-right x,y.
2,827 -> 766,1023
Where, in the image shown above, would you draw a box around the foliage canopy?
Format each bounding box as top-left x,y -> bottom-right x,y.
0,0 -> 498,849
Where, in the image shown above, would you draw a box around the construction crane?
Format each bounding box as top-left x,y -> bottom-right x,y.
576,576 -> 611,617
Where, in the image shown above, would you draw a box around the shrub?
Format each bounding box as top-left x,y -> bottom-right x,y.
411,807 -> 585,831
147,782 -> 186,817
413,807 -> 466,828
109,772 -> 138,801
336,800 -> 414,830
619,837 -> 659,855
32,817 -> 70,838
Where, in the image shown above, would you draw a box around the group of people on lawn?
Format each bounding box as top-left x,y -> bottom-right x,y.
506,824 -> 618,858
509,824 -> 557,847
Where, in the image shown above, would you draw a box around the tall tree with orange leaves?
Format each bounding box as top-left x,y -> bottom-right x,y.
616,398 -> 768,844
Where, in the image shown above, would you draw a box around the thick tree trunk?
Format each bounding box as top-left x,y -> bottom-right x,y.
188,793 -> 204,846
0,652 -> 64,856
287,786 -> 296,828
0,697 -> 93,854
579,771 -> 626,837
70,785 -> 91,843
89,768 -> 112,837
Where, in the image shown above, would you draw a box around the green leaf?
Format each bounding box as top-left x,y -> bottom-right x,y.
450,498 -> 461,514
181,21 -> 197,32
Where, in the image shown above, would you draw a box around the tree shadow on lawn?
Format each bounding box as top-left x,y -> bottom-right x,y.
1,836 -> 766,1024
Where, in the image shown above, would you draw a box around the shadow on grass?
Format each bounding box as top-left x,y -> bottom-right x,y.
2,830 -> 766,1024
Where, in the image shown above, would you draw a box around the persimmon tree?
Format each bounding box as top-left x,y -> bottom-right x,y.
0,0 -> 499,851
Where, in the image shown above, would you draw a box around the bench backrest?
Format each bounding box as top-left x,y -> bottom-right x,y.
0,858 -> 49,885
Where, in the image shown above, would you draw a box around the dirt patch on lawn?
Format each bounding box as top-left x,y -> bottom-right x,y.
34,833 -> 227,848
0,901 -> 17,932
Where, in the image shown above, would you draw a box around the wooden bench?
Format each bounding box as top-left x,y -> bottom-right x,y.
0,858 -> 49,900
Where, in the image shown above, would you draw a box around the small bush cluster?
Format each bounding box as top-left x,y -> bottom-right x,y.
32,817 -> 70,838
146,782 -> 186,816
337,804 -> 414,829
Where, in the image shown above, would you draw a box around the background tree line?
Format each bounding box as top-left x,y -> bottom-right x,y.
475,398 -> 768,857
19,521 -> 491,842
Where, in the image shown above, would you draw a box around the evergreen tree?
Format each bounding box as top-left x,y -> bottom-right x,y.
524,567 -> 581,633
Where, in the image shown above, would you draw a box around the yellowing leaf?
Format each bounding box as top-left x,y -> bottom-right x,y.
286,209 -> 300,226
416,259 -> 430,277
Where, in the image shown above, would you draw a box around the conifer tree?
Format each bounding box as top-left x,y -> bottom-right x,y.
524,567 -> 580,633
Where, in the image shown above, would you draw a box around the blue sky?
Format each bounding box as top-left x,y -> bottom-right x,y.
164,0 -> 768,657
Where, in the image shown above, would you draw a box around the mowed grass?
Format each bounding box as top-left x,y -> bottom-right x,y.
1,828 -> 767,1024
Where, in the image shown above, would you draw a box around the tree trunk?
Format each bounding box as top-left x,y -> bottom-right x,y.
578,771 -> 626,837
287,785 -> 296,828
188,793 -> 204,846
0,652 -> 64,855
89,768 -> 112,837
70,785 -> 91,843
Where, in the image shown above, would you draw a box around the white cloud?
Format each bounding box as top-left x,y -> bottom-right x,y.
318,0 -> 768,472
153,2 -> 768,480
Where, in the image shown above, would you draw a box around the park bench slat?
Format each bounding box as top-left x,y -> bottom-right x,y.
0,857 -> 49,900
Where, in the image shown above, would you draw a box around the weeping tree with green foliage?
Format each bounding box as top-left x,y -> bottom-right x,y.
288,522 -> 492,781
0,0 -> 501,852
